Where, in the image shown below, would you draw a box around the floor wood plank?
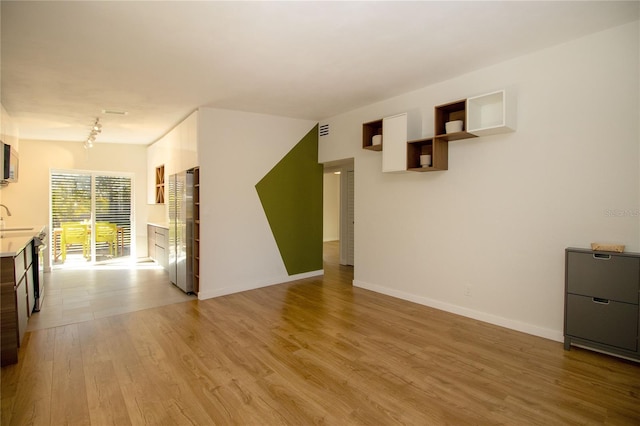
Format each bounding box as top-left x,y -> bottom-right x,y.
2,242 -> 639,424
50,324 -> 92,425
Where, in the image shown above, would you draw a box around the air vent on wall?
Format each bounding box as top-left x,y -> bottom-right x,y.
319,124 -> 329,137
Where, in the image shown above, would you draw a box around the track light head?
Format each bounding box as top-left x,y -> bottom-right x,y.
85,117 -> 102,148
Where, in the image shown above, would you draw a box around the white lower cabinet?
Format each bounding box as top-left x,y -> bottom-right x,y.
148,225 -> 169,271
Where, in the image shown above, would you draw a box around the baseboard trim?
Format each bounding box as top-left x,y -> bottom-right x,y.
352,279 -> 564,343
198,269 -> 324,300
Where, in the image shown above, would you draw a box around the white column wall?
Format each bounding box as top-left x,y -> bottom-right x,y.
197,108 -> 317,299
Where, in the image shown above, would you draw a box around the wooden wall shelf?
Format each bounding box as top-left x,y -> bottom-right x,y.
434,99 -> 477,142
155,165 -> 165,204
407,138 -> 448,172
466,90 -> 515,136
362,89 -> 515,173
192,167 -> 200,294
362,119 -> 383,151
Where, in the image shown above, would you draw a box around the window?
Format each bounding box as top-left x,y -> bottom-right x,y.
51,171 -> 133,265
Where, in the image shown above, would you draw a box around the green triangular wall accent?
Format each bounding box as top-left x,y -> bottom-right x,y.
255,125 -> 323,275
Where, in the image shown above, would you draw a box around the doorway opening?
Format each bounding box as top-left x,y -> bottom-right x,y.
323,158 -> 354,267
50,170 -> 134,268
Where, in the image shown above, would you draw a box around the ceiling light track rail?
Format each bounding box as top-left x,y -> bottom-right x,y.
84,117 -> 102,149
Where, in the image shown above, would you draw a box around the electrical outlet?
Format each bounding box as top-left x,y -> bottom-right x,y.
464,285 -> 472,297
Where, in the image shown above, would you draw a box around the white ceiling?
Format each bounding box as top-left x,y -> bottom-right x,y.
2,1 -> 638,145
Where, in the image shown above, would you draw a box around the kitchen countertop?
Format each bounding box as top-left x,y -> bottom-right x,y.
0,226 -> 45,257
148,222 -> 169,229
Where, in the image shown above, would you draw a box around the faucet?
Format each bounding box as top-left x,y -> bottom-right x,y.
0,204 -> 10,217
0,204 -> 9,230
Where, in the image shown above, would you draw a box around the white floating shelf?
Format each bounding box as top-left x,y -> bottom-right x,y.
466,89 -> 516,136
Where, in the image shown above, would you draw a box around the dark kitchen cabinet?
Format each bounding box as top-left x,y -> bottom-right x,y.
1,239 -> 35,366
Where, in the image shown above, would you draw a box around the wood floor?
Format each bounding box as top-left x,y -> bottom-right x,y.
2,241 -> 639,425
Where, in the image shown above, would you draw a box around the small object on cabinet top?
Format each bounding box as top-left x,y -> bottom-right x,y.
590,242 -> 625,253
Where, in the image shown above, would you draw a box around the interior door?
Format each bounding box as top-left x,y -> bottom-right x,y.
344,169 -> 355,266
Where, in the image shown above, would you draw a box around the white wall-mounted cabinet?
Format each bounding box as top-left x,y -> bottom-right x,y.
164,124 -> 181,176
179,112 -> 198,171
147,140 -> 167,204
147,110 -> 199,204
362,112 -> 420,173
466,90 -> 516,136
382,113 -> 409,173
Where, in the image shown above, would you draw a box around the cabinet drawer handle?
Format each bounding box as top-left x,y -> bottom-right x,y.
592,297 -> 610,305
593,253 -> 611,260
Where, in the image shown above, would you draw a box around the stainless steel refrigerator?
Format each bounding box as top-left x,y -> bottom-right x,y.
168,169 -> 194,293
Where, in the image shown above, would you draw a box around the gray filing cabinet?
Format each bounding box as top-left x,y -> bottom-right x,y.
564,248 -> 640,361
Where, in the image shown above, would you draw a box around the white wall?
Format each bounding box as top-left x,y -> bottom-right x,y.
319,21 -> 640,341
0,139 -> 150,258
323,172 -> 340,241
197,108 -> 318,299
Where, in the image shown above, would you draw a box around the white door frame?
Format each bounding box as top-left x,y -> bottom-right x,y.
323,158 -> 354,266
339,167 -> 354,266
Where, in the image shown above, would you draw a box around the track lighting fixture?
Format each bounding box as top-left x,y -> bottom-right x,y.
84,117 -> 101,149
